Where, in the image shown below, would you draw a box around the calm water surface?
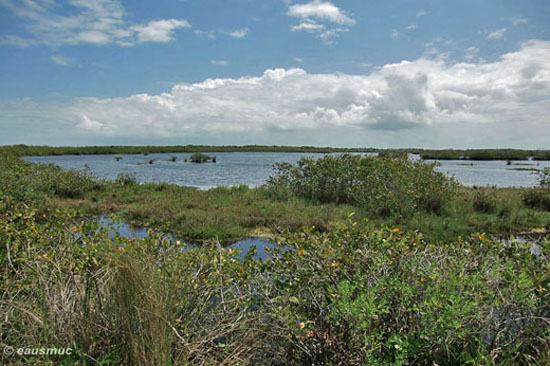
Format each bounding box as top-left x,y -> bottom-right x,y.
95,216 -> 277,261
24,152 -> 550,188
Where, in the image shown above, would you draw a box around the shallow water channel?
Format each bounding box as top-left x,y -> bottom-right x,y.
95,216 -> 278,261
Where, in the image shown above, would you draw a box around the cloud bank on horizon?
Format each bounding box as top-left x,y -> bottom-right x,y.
0,0 -> 549,147
66,41 -> 549,137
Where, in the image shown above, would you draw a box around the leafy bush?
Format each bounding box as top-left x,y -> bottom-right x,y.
473,189 -> 498,213
0,153 -> 96,202
266,222 -> 550,365
523,189 -> 550,211
267,154 -> 458,217
190,152 -> 213,163
538,168 -> 550,189
0,153 -> 45,204
115,172 -> 138,186
37,164 -> 96,198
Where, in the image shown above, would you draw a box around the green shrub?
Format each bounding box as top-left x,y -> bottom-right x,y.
266,222 -> 550,365
190,152 -> 213,163
37,164 -> 96,198
0,153 -> 45,204
473,189 -> 498,213
115,172 -> 138,186
0,153 -> 96,201
523,189 -> 550,211
538,168 -> 550,189
267,154 -> 457,217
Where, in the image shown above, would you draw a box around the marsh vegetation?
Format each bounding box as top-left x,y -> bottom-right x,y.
1,151 -> 549,365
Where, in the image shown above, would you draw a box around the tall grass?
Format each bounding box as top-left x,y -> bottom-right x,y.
0,197 -> 271,364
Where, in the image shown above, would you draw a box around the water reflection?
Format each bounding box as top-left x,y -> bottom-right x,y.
95,216 -> 277,261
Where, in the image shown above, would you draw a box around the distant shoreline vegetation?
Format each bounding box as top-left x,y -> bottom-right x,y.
1,144 -> 550,160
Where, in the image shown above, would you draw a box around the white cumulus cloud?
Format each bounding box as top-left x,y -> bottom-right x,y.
288,0 -> 355,25
291,21 -> 325,32
464,46 -> 479,60
287,0 -> 354,43
487,28 -> 507,40
0,0 -> 191,47
61,40 -> 550,139
2,40 -> 549,148
226,28 -> 248,39
132,19 -> 190,43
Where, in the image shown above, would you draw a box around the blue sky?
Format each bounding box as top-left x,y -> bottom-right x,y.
0,0 -> 549,148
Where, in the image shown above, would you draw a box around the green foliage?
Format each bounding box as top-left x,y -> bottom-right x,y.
473,189 -> 498,213
115,172 -> 138,186
0,153 -> 45,204
523,189 -> 550,211
538,168 -> 550,189
420,149 -> 550,161
39,165 -> 96,198
2,156 -> 550,364
268,154 -> 458,217
0,197 -> 271,365
190,152 -> 213,163
0,153 -> 97,203
3,153 -> 550,244
266,222 -> 550,365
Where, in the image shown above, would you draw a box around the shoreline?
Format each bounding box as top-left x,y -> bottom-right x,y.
2,144 -> 550,161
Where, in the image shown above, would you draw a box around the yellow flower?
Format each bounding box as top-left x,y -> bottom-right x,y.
392,228 -> 401,233
331,261 -> 339,267
299,322 -> 305,329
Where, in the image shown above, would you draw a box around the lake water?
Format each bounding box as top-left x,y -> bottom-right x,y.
24,152 -> 550,188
